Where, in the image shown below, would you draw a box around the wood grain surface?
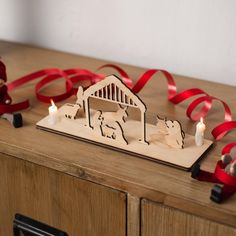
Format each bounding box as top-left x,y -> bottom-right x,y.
0,153 -> 126,236
37,106 -> 212,170
0,41 -> 236,228
141,199 -> 236,236
127,194 -> 140,236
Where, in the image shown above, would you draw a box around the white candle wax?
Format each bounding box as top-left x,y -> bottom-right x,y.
48,99 -> 58,125
195,117 -> 206,147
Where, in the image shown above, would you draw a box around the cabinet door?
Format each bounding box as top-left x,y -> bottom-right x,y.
0,154 -> 126,236
141,199 -> 236,236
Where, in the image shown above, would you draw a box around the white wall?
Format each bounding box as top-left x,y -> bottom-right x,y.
0,0 -> 236,86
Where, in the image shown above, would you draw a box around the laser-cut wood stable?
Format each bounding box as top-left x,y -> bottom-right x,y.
37,75 -> 213,170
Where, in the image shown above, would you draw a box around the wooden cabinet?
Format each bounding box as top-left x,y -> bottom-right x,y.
0,154 -> 126,236
1,41 -> 236,236
141,199 -> 236,236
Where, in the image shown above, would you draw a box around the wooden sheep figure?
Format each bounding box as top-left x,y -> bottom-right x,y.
101,123 -> 116,139
101,121 -> 128,145
93,109 -> 128,145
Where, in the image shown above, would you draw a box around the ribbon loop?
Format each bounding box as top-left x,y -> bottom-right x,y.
0,63 -> 234,141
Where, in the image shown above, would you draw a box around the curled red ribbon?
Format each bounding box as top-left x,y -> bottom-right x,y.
191,143 -> 236,202
192,143 -> 236,186
1,68 -> 70,113
99,65 -> 235,140
1,63 -> 236,141
1,68 -> 101,114
214,161 -> 236,187
212,121 -> 236,140
222,142 -> 236,155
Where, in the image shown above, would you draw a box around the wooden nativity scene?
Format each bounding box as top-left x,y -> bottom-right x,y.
37,75 -> 213,170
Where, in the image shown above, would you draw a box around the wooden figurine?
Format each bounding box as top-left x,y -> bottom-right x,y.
37,74 -> 213,171
101,123 -> 116,139
101,104 -> 128,124
63,103 -> 81,120
93,110 -> 104,135
93,109 -> 128,145
156,116 -> 168,135
76,86 -> 85,112
154,116 -> 185,149
101,121 -> 128,145
165,120 -> 185,149
83,75 -> 148,144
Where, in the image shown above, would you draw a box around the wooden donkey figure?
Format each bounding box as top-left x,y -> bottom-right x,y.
101,104 -> 128,124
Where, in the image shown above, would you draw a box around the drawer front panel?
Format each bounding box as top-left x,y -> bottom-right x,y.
141,199 -> 236,236
0,154 -> 126,236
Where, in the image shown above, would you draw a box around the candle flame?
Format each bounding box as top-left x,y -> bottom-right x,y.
200,117 -> 203,123
50,99 -> 55,107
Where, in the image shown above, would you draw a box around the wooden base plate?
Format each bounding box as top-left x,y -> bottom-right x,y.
36,106 -> 213,171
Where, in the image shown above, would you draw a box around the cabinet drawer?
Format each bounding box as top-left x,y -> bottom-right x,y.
141,199 -> 236,236
0,154 -> 126,236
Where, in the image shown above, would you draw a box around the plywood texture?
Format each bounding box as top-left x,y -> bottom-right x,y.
37,106 -> 212,170
141,199 -> 236,236
0,41 -> 236,227
0,153 -> 126,236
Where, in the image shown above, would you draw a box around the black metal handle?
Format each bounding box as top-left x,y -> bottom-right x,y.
13,214 -> 68,236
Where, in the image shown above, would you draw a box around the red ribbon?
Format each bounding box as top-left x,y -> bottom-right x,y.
212,121 -> 236,140
193,160 -> 236,187
1,68 -> 101,114
214,161 -> 236,187
1,63 -> 236,141
222,142 -> 236,155
99,65 -> 235,140
192,143 -> 236,202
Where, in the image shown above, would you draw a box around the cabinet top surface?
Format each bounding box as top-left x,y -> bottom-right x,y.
1,41 -> 236,225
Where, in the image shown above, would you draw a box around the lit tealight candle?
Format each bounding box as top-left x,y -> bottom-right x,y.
195,117 -> 206,147
48,99 -> 58,125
